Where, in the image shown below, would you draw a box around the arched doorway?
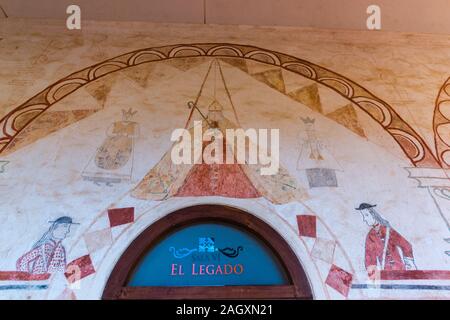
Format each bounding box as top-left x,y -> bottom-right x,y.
102,205 -> 313,299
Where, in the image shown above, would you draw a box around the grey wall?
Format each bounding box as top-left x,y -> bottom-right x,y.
1,0 -> 450,34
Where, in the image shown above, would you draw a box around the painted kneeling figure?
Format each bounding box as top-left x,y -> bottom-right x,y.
356,203 -> 417,277
16,217 -> 78,275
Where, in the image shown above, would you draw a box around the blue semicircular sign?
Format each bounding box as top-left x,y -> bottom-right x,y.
128,222 -> 290,287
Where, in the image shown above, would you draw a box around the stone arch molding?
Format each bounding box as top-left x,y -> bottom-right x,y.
0,43 -> 440,168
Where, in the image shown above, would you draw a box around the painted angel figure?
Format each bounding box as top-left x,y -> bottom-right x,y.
296,117 -> 342,188
82,108 -> 140,186
356,203 -> 417,277
296,117 -> 340,169
16,217 -> 79,275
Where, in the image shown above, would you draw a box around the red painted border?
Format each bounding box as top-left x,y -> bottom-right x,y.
0,271 -> 50,281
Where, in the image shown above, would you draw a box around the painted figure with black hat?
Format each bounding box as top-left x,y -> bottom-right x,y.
16,217 -> 79,275
356,203 -> 416,276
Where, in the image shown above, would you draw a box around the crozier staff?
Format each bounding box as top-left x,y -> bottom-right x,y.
356,203 -> 416,275
16,216 -> 79,275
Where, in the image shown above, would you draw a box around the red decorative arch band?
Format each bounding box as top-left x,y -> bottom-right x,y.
0,43 -> 441,168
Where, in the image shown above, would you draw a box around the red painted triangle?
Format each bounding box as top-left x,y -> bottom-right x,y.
176,162 -> 261,198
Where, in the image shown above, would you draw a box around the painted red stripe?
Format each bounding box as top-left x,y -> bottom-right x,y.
381,270 -> 450,280
0,271 -> 50,281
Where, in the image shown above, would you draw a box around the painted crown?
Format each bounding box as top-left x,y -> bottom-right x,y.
122,108 -> 138,120
301,116 -> 315,124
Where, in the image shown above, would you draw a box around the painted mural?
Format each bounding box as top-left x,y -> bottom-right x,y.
82,108 -> 140,186
296,116 -> 342,188
16,216 -> 77,275
356,203 -> 416,273
0,19 -> 449,300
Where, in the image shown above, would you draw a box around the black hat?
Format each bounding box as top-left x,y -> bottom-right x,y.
48,216 -> 80,225
355,203 -> 376,211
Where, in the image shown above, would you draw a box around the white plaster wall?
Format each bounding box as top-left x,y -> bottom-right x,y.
0,19 -> 449,300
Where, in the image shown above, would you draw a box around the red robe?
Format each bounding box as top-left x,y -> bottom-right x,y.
16,239 -> 66,274
365,225 -> 414,271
